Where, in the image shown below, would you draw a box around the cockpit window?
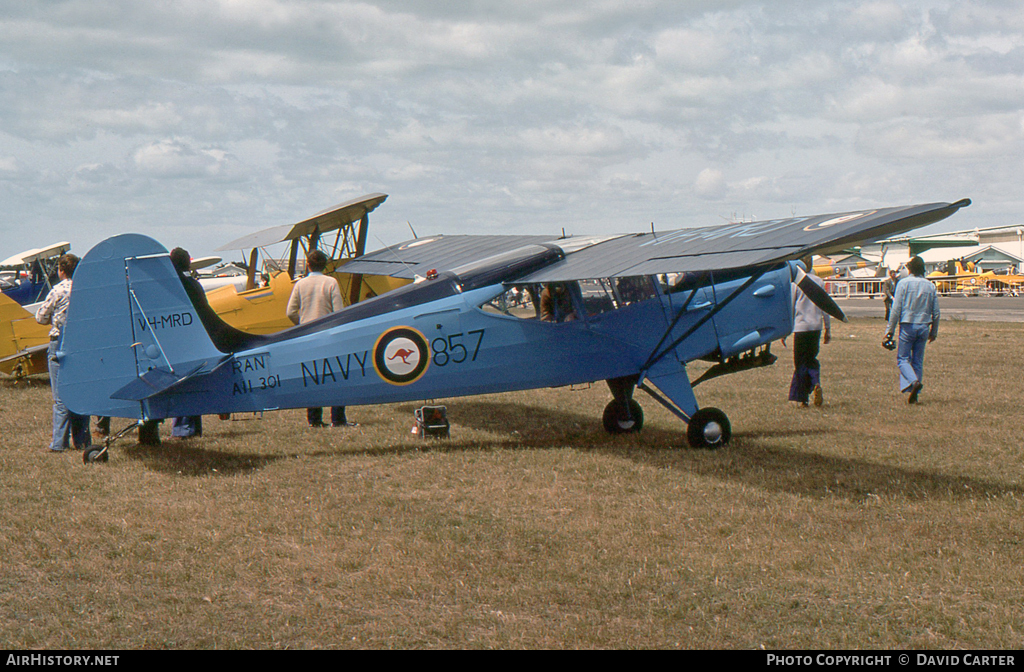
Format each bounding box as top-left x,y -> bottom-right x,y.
479,282 -> 580,322
480,285 -> 538,319
479,276 -> 657,321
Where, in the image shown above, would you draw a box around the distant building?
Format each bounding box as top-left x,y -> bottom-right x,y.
868,225 -> 1024,274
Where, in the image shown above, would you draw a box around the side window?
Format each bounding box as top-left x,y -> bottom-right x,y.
613,276 -> 656,306
480,285 -> 539,319
579,279 -> 616,316
479,282 -> 583,323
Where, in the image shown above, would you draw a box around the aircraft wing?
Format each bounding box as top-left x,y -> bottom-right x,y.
215,193 -> 388,251
332,234 -> 557,278
0,242 -> 71,267
339,200 -> 970,281
0,342 -> 48,365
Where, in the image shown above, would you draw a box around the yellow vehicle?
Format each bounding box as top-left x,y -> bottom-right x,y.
210,193 -> 409,334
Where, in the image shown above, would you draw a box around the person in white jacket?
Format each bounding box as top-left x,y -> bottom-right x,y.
286,250 -> 356,428
788,257 -> 831,407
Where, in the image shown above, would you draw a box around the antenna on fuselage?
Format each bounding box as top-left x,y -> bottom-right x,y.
374,235 -> 425,282
407,221 -> 418,238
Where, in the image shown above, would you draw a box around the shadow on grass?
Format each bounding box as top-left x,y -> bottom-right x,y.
448,399 -> 1024,503
118,440 -> 284,477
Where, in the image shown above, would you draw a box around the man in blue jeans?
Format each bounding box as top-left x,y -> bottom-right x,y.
884,256 -> 940,404
35,254 -> 92,452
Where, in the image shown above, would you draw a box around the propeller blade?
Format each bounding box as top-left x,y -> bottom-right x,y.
796,267 -> 847,323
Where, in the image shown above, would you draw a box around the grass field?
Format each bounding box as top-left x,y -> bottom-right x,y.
1,316 -> 1022,649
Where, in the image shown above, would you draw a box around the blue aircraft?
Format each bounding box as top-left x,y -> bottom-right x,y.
57,199 -> 970,463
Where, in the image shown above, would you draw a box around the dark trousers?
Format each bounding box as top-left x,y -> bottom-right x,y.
789,330 -> 821,403
308,407 -> 346,426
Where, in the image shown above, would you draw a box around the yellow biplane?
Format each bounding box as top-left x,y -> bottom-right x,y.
0,292 -> 51,378
209,193 -> 409,334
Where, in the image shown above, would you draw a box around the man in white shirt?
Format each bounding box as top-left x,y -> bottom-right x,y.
789,257 -> 831,407
286,250 -> 356,428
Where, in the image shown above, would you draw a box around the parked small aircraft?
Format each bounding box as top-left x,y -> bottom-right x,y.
812,256 -> 877,279
926,261 -> 1024,295
0,242 -> 70,306
56,199 -> 969,462
207,193 -> 408,334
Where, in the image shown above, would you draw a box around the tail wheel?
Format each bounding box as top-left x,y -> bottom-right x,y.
83,446 -> 109,464
686,407 -> 731,449
603,398 -> 644,434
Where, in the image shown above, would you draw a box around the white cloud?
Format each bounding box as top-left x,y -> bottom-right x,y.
694,168 -> 726,199
0,0 -> 1021,256
131,138 -> 242,180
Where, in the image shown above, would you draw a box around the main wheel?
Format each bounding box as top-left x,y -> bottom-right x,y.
686,407 -> 731,449
602,398 -> 644,434
83,446 -> 109,464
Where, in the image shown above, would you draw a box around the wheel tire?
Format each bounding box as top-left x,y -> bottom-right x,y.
83,446 -> 109,464
686,407 -> 731,449
602,398 -> 644,434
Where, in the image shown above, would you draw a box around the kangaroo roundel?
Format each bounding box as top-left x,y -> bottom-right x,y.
373,326 -> 430,385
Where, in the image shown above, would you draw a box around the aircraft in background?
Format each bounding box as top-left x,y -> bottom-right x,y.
56,199 -> 969,462
926,260 -> 1024,295
0,242 -> 70,307
812,256 -> 878,279
0,292 -> 51,378
207,193 -> 408,335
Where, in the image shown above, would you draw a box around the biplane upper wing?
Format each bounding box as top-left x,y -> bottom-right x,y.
0,242 -> 71,268
215,193 -> 388,252
339,200 -> 971,281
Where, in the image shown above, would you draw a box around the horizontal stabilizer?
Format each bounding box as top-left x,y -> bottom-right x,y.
111,359 -> 226,401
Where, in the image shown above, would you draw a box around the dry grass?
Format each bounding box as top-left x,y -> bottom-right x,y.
1,316 -> 1022,649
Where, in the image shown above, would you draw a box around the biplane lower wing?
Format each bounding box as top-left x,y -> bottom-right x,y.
57,199 -> 970,454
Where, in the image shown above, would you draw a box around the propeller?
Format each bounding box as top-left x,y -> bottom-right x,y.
794,265 -> 847,323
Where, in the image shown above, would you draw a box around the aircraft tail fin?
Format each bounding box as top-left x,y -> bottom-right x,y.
59,234 -> 226,419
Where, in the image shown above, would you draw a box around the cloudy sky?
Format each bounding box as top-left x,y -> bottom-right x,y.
2,0 -> 1022,261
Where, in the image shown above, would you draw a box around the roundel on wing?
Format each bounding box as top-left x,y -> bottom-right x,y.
373,327 -> 430,385
802,211 -> 876,232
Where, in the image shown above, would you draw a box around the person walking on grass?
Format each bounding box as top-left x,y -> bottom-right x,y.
788,256 -> 831,408
884,255 -> 939,404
